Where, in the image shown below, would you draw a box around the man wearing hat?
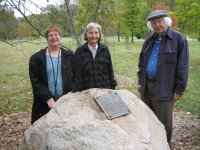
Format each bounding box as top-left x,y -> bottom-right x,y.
137,10 -> 189,144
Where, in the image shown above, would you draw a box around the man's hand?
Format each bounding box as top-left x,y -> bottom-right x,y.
47,98 -> 56,108
173,93 -> 181,102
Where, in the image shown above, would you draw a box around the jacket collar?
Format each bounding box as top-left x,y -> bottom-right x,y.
43,47 -> 72,56
60,47 -> 72,55
150,27 -> 173,40
165,28 -> 173,40
83,42 -> 106,51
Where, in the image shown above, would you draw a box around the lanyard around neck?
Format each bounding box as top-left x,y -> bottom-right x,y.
48,48 -> 61,97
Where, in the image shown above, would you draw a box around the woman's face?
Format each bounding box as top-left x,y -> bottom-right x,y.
86,27 -> 100,45
47,31 -> 61,47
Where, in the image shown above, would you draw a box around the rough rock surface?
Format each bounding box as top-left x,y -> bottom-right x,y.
19,89 -> 170,150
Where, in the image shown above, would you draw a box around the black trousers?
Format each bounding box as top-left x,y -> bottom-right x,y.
143,80 -> 174,144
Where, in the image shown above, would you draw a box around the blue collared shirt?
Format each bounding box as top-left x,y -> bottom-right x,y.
138,28 -> 189,100
147,37 -> 162,78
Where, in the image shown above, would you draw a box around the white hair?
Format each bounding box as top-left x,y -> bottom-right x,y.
83,22 -> 102,41
147,17 -> 172,31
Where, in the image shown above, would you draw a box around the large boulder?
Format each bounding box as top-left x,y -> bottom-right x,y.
19,89 -> 170,150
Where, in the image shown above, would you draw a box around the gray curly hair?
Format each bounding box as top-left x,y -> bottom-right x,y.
83,22 -> 102,42
147,17 -> 172,31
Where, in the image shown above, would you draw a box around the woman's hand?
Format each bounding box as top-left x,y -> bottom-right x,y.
47,98 -> 56,108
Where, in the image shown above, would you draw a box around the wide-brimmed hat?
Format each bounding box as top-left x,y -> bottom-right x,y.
147,10 -> 168,21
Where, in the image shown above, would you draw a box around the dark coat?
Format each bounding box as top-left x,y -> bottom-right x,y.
29,47 -> 81,124
75,42 -> 117,90
137,28 -> 189,100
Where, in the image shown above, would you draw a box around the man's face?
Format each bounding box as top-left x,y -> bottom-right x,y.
150,17 -> 167,35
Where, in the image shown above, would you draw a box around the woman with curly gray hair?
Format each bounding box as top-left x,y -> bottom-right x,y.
75,22 -> 117,90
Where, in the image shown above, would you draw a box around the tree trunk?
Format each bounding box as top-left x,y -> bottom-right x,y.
131,33 -> 134,43
117,22 -> 120,42
92,0 -> 101,22
65,0 -> 81,47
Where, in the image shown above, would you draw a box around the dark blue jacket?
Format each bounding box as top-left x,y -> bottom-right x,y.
138,28 -> 189,100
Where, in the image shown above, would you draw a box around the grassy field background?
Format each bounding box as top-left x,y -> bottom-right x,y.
0,37 -> 199,117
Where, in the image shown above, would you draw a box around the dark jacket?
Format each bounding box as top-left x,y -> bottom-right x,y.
75,42 -> 117,90
137,28 -> 189,100
29,47 -> 81,124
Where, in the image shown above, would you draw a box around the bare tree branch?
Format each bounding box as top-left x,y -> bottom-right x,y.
92,0 -> 101,22
2,0 -> 8,9
64,0 -> 81,47
3,0 -> 72,50
6,0 -> 43,36
1,40 -> 15,46
1,39 -> 73,52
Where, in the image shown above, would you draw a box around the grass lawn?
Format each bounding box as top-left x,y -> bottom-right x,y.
0,37 -> 199,117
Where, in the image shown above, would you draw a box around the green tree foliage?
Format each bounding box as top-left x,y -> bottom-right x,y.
76,0 -> 116,36
108,0 -> 124,41
75,0 -> 98,34
122,0 -> 149,42
0,6 -> 17,40
42,4 -> 71,33
3,0 -> 198,42
16,4 -> 71,39
41,5 -> 69,36
175,0 -> 200,39
133,2 -> 150,39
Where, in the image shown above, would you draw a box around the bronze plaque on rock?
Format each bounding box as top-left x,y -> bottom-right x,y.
94,92 -> 131,119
